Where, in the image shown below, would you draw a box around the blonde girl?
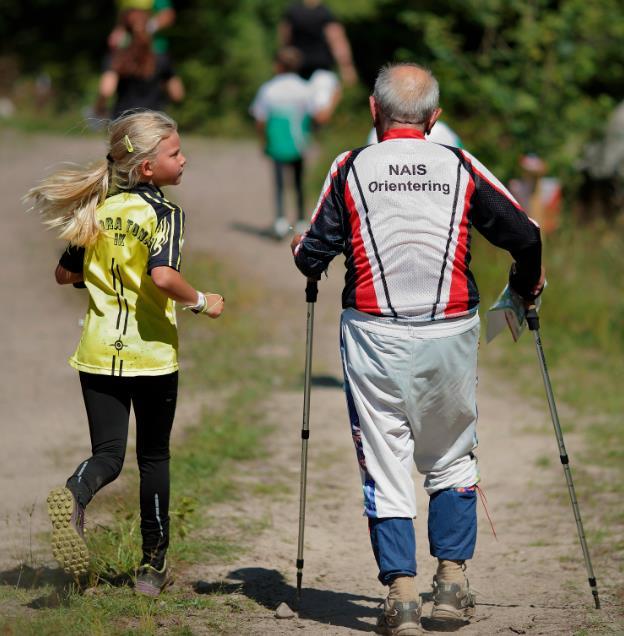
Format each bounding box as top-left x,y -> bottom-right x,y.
25,110 -> 224,595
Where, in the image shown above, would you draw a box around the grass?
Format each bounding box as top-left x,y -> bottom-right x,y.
0,253 -> 299,635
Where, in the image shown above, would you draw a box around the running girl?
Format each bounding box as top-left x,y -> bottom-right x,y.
25,110 -> 224,595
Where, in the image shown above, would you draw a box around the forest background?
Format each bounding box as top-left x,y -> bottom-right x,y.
1,0 -> 622,181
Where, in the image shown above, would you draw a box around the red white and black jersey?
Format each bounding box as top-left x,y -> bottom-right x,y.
294,128 -> 542,320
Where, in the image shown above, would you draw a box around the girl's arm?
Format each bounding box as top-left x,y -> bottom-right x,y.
151,266 -> 224,318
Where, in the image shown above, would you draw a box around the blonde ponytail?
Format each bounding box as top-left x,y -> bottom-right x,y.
25,160 -> 110,246
25,109 -> 177,247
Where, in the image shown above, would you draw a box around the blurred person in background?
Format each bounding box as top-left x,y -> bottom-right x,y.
250,47 -> 317,239
509,154 -> 561,236
95,0 -> 184,119
279,0 -> 358,124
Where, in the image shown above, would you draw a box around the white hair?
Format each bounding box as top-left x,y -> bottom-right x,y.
373,63 -> 439,123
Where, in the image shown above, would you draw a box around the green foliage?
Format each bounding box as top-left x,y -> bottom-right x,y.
349,0 -> 623,179
4,1 -> 622,178
0,0 -> 624,178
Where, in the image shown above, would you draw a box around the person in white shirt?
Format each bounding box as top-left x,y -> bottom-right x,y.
250,48 -> 316,238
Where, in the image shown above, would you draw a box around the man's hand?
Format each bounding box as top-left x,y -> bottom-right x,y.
532,266 -> 546,298
290,233 -> 303,255
523,266 -> 546,308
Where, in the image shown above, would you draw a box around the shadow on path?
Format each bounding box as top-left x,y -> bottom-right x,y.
311,374 -> 344,389
230,221 -> 284,242
0,564 -> 134,610
195,567 -> 381,632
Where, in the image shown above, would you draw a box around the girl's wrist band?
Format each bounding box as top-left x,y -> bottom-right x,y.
185,291 -> 206,312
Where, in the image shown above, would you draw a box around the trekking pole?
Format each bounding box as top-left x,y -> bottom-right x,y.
526,307 -> 600,609
296,278 -> 318,605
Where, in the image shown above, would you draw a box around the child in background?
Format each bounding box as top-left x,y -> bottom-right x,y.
250,47 -> 315,239
25,110 -> 224,595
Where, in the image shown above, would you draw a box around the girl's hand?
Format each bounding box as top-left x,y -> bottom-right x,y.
203,293 -> 224,319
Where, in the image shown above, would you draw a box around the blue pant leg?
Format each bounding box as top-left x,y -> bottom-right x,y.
428,488 -> 477,560
369,517 -> 416,584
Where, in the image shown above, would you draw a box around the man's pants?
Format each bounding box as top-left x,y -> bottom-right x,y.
340,309 -> 480,584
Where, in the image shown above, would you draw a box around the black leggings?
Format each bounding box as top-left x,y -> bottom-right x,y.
274,159 -> 305,221
66,371 -> 178,568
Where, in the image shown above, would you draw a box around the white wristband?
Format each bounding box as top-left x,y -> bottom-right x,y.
186,291 -> 206,312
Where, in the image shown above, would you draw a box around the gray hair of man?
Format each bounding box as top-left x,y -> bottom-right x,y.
373,63 -> 439,124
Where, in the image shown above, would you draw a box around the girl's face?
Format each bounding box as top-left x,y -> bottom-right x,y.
148,131 -> 186,187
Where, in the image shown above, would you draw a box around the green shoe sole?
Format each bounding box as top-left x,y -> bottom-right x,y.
47,487 -> 89,577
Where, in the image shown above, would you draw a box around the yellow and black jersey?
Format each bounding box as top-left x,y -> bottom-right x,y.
60,183 -> 185,377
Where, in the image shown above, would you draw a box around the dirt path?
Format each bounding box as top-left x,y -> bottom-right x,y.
1,132 -> 618,633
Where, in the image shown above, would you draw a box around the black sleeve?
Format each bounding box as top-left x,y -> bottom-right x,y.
320,5 -> 336,24
283,4 -> 296,23
148,206 -> 185,273
59,245 -> 85,273
294,153 -> 351,278
58,245 -> 86,288
456,150 -> 542,299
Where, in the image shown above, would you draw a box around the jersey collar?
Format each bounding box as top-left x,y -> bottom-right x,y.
134,182 -> 164,197
381,128 -> 426,142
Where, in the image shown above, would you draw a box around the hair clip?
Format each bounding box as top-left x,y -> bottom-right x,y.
124,135 -> 134,153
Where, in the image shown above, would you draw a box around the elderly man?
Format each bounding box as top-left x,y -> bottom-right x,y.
291,63 -> 544,633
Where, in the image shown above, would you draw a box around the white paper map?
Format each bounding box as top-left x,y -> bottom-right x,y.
486,284 -> 544,343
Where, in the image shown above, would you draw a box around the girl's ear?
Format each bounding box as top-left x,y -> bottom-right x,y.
140,159 -> 153,179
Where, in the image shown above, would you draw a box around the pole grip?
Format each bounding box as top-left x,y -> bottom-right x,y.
305,278 -> 319,303
526,306 -> 540,331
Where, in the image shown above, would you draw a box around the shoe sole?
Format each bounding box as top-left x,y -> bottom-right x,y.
135,575 -> 173,597
376,624 -> 422,636
135,580 -> 161,597
47,487 -> 89,577
430,604 -> 474,626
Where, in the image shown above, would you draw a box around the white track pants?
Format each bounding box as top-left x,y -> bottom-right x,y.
340,308 -> 480,518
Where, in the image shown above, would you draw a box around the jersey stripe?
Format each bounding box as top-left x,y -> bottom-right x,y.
445,174 -> 475,316
351,165 -> 397,318
168,207 -> 176,266
431,160 -> 462,319
345,180 -> 380,314
310,151 -> 352,225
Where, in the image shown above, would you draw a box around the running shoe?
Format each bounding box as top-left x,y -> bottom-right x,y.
272,217 -> 291,240
47,487 -> 89,577
375,597 -> 422,635
135,561 -> 172,597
